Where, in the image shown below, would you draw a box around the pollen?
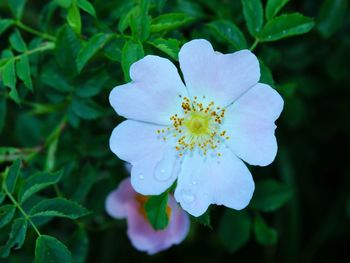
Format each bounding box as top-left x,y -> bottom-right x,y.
158,96 -> 229,156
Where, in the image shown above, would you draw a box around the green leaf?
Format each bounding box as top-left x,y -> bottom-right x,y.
41,66 -> 72,92
266,0 -> 290,21
67,2 -> 82,35
7,0 -> 27,19
55,0 -> 72,8
102,37 -> 124,62
192,208 -> 211,228
0,192 -> 5,205
258,13 -> 315,42
0,218 -> 27,257
77,0 -> 96,17
0,205 -> 16,229
0,19 -> 14,36
5,159 -> 21,194
259,59 -> 275,88
76,33 -> 112,72
0,147 -> 21,163
35,235 -> 72,263
16,56 -> 32,90
118,6 -> 136,33
71,97 -> 103,120
121,41 -> 144,82
144,192 -> 169,230
9,30 -> 27,52
151,13 -> 195,33
18,171 -> 63,204
1,59 -> 20,104
317,0 -> 348,38
30,198 -> 90,220
218,210 -> 252,253
75,71 -> 109,98
130,2 -> 151,42
0,95 -> 6,133
68,229 -> 88,263
241,0 -> 264,37
254,214 -> 278,245
148,38 -> 180,60
55,25 -> 82,76
250,179 -> 293,212
207,20 -> 248,50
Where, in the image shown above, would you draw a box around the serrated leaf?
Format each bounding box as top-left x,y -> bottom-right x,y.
151,13 -> 194,33
118,6 -> 136,33
250,179 -> 293,212
77,0 -> 96,17
258,13 -> 315,42
148,38 -> 180,60
41,66 -> 72,92
55,0 -> 72,8
7,0 -> 27,19
35,235 -> 72,263
16,56 -> 32,90
317,0 -> 348,38
121,41 -> 144,82
55,26 -> 82,76
30,198 -> 90,219
266,0 -> 290,21
241,0 -> 264,37
254,214 -> 278,245
5,159 -> 21,194
102,37 -> 124,62
259,59 -> 275,88
71,97 -> 103,120
207,20 -> 247,50
0,218 -> 27,257
67,2 -> 81,35
144,192 -> 169,230
130,2 -> 151,41
0,205 -> 16,229
9,30 -> 27,52
219,210 -> 252,253
18,171 -> 63,204
76,33 -> 112,72
0,19 -> 14,36
0,95 -> 6,133
1,59 -> 20,104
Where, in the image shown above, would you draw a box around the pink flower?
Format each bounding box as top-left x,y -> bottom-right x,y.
105,178 -> 190,254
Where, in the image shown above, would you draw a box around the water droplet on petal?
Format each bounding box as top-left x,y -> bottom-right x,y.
154,151 -> 178,182
181,189 -> 195,203
138,174 -> 144,180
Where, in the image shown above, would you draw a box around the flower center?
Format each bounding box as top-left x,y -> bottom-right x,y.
185,112 -> 210,135
157,95 -> 229,156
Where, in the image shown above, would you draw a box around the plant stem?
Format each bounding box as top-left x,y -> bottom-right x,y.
13,42 -> 55,61
15,20 -> 56,41
3,180 -> 42,237
250,39 -> 259,51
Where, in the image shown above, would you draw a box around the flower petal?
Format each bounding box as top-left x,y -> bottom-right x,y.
174,148 -> 255,217
223,83 -> 284,166
178,39 -> 260,107
105,178 -> 134,219
126,195 -> 190,255
109,55 -> 186,125
110,120 -> 178,195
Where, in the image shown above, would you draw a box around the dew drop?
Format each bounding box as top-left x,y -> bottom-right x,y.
154,152 -> 178,182
181,189 -> 195,203
138,174 -> 144,180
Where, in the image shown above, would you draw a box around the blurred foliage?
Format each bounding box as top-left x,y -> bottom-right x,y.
0,0 -> 349,262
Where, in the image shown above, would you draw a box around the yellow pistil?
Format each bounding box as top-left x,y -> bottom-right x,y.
158,95 -> 229,156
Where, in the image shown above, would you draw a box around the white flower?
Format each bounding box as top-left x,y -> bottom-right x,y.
109,39 -> 284,216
